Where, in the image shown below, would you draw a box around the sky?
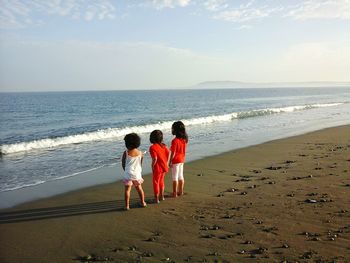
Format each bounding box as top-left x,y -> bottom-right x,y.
0,0 -> 350,92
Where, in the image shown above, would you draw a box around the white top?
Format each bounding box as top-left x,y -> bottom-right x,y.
124,153 -> 142,181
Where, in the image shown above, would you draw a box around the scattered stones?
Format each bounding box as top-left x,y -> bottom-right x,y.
238,250 -> 246,254
207,252 -> 219,256
268,181 -> 276,185
197,173 -> 204,177
315,167 -> 323,170
282,243 -> 289,248
226,188 -> 236,192
249,185 -> 257,189
256,220 -> 263,225
311,237 -> 321,241
241,191 -> 248,195
287,193 -> 295,197
260,177 -> 269,180
217,193 -> 224,197
244,240 -> 253,244
308,174 -> 313,178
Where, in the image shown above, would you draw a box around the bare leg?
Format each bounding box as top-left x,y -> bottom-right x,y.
124,185 -> 132,210
178,179 -> 184,196
159,173 -> 165,201
172,181 -> 178,198
135,185 -> 146,207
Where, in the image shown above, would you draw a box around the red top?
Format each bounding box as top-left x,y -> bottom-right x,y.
149,143 -> 170,173
170,138 -> 187,164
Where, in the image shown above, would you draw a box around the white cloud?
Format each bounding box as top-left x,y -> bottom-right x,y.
0,0 -> 116,29
287,0 -> 350,20
203,0 -> 228,11
213,2 -> 280,23
151,0 -> 191,9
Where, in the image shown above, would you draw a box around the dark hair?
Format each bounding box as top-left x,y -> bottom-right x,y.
172,121 -> 188,142
150,130 -> 163,144
124,133 -> 141,150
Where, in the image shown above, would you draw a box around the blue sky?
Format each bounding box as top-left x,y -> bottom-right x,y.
0,0 -> 350,91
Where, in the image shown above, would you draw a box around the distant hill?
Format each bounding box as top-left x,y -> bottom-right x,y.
194,81 -> 350,89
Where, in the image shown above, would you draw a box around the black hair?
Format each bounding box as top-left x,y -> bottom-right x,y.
124,133 -> 141,150
172,121 -> 188,142
150,130 -> 163,144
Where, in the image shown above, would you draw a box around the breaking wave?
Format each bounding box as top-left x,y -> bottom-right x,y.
0,102 -> 344,155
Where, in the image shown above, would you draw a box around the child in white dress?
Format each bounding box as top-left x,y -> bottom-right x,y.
121,133 -> 147,210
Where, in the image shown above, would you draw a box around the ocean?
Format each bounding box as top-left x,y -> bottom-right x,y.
1,87 -> 350,208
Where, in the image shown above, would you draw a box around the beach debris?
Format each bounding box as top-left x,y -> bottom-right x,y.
201,234 -> 214,238
142,252 -> 153,257
161,257 -> 171,261
282,243 -> 289,248
262,226 -> 278,233
260,176 -> 269,180
266,165 -> 282,170
75,254 -> 113,262
238,250 -> 246,254
285,160 -> 296,164
305,199 -> 317,203
308,174 -> 313,178
250,169 -> 262,174
210,225 -> 221,230
146,237 -> 157,242
300,251 -> 315,259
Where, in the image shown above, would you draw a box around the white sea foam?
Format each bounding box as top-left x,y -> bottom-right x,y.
0,102 -> 344,155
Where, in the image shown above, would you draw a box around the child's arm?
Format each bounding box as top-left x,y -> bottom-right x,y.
121,151 -> 126,171
151,157 -> 157,172
168,151 -> 175,168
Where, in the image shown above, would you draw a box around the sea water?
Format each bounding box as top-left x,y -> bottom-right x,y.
1,88 -> 350,207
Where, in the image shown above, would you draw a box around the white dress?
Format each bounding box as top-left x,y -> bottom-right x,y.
124,153 -> 143,181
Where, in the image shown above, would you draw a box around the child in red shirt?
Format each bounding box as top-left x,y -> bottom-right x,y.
149,130 -> 170,203
169,121 -> 188,197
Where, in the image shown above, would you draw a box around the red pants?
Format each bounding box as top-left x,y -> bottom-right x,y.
152,172 -> 165,196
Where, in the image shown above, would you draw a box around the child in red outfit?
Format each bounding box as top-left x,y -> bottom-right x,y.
149,130 -> 170,203
169,121 -> 188,197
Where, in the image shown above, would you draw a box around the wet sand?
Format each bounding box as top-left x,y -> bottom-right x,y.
1,125 -> 350,262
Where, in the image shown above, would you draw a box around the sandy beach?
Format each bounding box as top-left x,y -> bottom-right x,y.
0,125 -> 349,263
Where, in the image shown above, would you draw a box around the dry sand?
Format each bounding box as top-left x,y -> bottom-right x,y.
0,125 -> 350,263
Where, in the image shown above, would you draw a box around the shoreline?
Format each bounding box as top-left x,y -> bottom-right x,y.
1,121 -> 350,210
1,125 -> 350,262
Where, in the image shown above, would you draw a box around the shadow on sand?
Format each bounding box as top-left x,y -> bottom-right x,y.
0,198 -> 151,224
